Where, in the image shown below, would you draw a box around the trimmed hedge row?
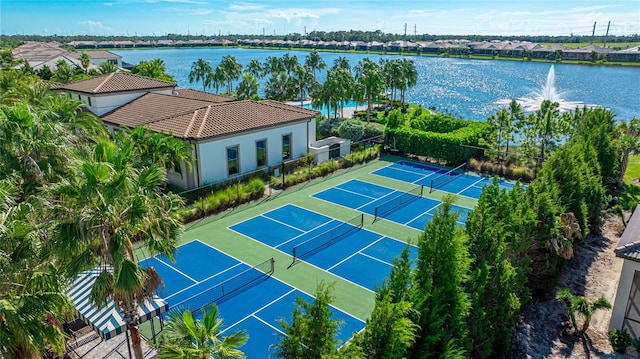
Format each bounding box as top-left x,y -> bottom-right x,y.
385,111 -> 492,164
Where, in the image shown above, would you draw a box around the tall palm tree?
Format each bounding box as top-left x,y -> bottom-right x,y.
219,55 -> 242,94
263,56 -> 284,76
51,139 -> 185,359
79,52 -> 91,73
616,118 -> 640,187
282,53 -> 299,76
332,56 -> 350,71
292,64 -> 315,106
398,59 -> 417,105
189,58 -> 214,92
236,72 -> 259,100
354,58 -> 385,123
304,50 -> 326,81
264,71 -> 295,102
244,59 -> 265,79
381,59 -> 403,104
327,66 -> 354,118
158,304 -> 248,359
207,66 -> 226,93
117,125 -> 194,174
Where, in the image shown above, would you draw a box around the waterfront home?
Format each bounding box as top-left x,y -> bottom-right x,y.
610,204 -> 640,337
52,72 -> 319,190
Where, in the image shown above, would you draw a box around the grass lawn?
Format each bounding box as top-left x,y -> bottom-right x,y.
617,154 -> 640,210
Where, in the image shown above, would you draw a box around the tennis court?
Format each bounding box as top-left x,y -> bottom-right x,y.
229,204 -> 419,291
371,160 -> 517,199
140,240 -> 364,358
312,179 -> 471,230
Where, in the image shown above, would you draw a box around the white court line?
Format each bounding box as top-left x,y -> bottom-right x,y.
165,262 -> 244,300
331,185 -> 378,200
152,255 -> 199,284
259,213 -> 305,231
327,236 -> 385,271
359,251 -> 393,267
222,288 -> 296,334
456,177 -> 487,195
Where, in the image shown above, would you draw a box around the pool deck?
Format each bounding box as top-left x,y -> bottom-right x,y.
284,100 -> 369,118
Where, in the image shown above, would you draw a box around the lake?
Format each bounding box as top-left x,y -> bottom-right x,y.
112,48 -> 640,121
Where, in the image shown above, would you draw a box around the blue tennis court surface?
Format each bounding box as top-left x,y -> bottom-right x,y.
371,160 -> 518,199
229,204 -> 419,291
140,240 -> 364,358
312,179 -> 471,230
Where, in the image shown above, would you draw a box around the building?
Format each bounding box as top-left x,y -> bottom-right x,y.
12,42 -> 122,71
610,205 -> 640,337
52,73 -> 319,190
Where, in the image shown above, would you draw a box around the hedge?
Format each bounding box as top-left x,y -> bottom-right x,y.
385,111 -> 492,164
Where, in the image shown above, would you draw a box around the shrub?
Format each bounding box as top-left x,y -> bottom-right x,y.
337,119 -> 365,141
363,122 -> 385,140
609,328 -> 632,353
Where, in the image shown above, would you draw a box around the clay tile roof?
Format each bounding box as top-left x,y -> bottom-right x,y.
56,72 -> 175,95
102,92 -> 212,128
173,88 -> 235,103
103,94 -> 319,140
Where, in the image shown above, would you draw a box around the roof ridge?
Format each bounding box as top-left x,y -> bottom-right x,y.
195,106 -> 212,138
94,73 -> 115,92
183,108 -> 200,137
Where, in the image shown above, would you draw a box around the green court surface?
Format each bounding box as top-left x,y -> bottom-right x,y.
177,155 -> 479,323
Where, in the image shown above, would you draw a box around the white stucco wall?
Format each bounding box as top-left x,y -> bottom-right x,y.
71,88 -> 173,116
196,120 -> 313,185
90,57 -> 123,68
610,259 -> 640,329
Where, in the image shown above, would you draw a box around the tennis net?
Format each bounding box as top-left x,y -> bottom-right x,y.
175,257 -> 275,316
429,162 -> 467,193
289,214 -> 364,266
373,185 -> 423,222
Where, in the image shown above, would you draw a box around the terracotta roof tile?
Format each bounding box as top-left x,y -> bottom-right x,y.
102,94 -> 319,140
173,88 -> 235,103
55,73 -> 175,94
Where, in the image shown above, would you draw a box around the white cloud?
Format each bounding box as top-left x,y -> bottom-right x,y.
79,20 -> 113,33
228,2 -> 266,11
103,2 -> 113,6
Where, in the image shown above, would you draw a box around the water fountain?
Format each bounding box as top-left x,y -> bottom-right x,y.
496,65 -> 585,112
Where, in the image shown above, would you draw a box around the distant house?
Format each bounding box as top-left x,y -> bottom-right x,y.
70,50 -> 123,68
531,44 -> 570,59
609,46 -> 640,62
562,45 -> 613,61
610,205 -> 640,337
52,73 -> 319,190
11,41 -> 101,71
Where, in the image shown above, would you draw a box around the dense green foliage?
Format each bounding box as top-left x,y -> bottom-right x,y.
273,282 -> 341,359
385,109 -> 492,164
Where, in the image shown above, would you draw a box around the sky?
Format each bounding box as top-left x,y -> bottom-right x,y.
1,0 -> 639,37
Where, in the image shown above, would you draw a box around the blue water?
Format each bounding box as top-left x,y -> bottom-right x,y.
113,48 -> 640,121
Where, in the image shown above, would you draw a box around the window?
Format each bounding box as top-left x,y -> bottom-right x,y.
256,139 -> 267,167
282,134 -> 292,160
88,97 -> 92,106
227,145 -> 239,176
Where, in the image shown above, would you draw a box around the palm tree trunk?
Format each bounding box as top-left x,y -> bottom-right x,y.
130,325 -> 145,359
367,98 -> 372,124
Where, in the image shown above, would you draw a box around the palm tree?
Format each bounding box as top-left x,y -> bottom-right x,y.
98,61 -> 118,74
131,58 -> 175,82
79,52 -> 91,73
556,289 -> 611,336
354,58 -> 385,123
158,304 -> 248,359
264,55 -> 284,76
117,125 -> 194,174
616,118 -> 640,187
381,59 -> 403,104
304,50 -> 326,81
264,71 -> 295,102
507,99 -> 524,156
189,58 -> 214,92
236,72 -> 259,100
291,64 -> 315,106
0,178 -> 73,359
207,66 -> 226,93
332,56 -> 350,71
398,59 -> 417,105
282,53 -> 299,76
51,138 -> 185,359
219,55 -> 242,94
245,59 -> 265,79
328,67 -> 354,118
51,59 -> 76,84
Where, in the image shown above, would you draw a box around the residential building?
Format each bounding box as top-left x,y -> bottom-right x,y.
52,73 -> 319,190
